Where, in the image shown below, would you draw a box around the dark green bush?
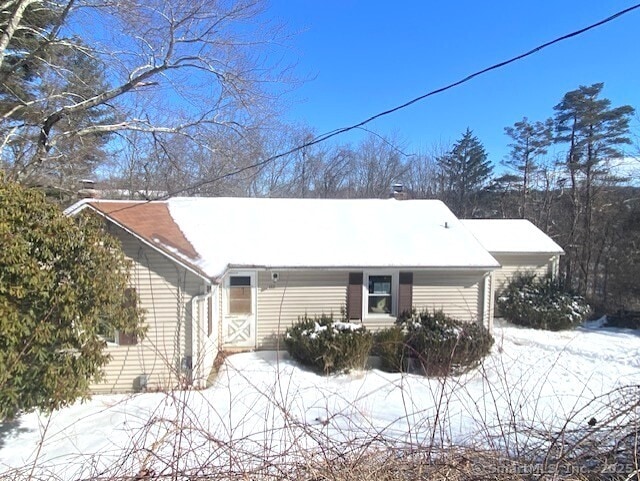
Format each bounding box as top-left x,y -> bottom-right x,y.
605,310 -> 640,329
373,310 -> 494,376
371,326 -> 406,372
284,314 -> 372,374
497,273 -> 591,330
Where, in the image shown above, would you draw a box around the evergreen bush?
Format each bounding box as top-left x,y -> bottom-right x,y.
406,310 -> 494,376
371,326 -> 406,372
284,314 -> 372,374
0,179 -> 145,419
374,310 -> 494,376
605,310 -> 640,329
497,273 -> 590,330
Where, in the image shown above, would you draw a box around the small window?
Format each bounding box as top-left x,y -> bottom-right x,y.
97,321 -> 117,344
368,275 -> 392,314
98,287 -> 138,346
229,276 -> 252,315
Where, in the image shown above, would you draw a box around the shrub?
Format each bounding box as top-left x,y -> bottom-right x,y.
374,310 -> 494,376
406,310 -> 494,376
371,326 -> 406,372
284,314 -> 372,374
605,310 -> 640,329
0,179 -> 144,419
497,273 -> 591,330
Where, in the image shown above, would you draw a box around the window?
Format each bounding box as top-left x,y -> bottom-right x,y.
98,287 -> 138,346
229,276 -> 252,315
368,275 -> 392,314
97,320 -> 117,344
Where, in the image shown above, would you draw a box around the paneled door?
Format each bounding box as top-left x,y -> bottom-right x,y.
222,272 -> 256,348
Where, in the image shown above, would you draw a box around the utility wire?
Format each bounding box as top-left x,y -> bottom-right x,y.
156,3 -> 639,199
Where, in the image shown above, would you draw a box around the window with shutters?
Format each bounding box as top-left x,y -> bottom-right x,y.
358,271 -> 414,319
363,272 -> 399,318
97,319 -> 117,344
98,287 -> 138,346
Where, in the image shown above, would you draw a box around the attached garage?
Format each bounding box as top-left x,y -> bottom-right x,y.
462,219 -> 564,296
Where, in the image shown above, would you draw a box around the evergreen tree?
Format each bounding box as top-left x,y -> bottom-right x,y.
0,2 -> 113,192
437,128 -> 493,217
503,117 -> 552,218
0,178 -> 144,419
553,83 -> 634,296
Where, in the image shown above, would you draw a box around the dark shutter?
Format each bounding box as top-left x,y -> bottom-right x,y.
398,272 -> 413,318
347,272 -> 363,320
118,288 -> 138,346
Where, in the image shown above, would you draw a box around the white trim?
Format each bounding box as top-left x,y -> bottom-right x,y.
221,270 -> 257,348
362,269 -> 399,321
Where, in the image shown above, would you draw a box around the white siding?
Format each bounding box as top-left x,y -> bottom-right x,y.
256,271 -> 348,349
412,270 -> 484,322
492,253 -> 556,293
92,224 -> 205,393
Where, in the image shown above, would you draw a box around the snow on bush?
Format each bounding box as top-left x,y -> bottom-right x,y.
497,273 -> 591,330
374,309 -> 494,376
284,314 -> 372,373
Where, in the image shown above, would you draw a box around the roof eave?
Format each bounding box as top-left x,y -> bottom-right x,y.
224,264 -> 500,272
489,250 -> 565,256
67,202 -> 212,282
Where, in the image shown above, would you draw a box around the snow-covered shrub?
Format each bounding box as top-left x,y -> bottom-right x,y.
284,314 -> 372,373
497,273 -> 591,330
374,310 -> 494,376
406,310 -> 494,376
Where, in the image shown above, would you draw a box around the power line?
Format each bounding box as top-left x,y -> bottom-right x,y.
157,3 -> 639,199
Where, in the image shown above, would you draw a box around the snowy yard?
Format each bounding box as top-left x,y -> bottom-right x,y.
0,320 -> 638,480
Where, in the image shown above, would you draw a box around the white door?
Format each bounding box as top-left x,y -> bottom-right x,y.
222,272 -> 256,348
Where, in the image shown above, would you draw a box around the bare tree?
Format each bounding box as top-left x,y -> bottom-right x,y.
348,133 -> 410,198
0,0 -> 291,192
404,144 -> 447,199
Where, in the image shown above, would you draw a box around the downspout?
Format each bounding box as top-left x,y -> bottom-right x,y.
482,271 -> 495,332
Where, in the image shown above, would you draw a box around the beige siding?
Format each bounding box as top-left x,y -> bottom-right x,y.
254,269 -> 489,350
412,271 -> 484,322
92,224 -> 205,393
492,253 -> 555,293
256,271 -> 348,349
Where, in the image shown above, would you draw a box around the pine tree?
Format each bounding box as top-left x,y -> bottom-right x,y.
503,117 -> 552,218
553,83 -> 635,296
437,128 -> 493,217
0,2 -> 113,192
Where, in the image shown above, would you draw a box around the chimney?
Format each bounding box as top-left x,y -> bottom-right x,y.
77,179 -> 100,199
390,182 -> 407,200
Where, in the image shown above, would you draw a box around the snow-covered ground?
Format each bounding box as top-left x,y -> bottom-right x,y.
1,321 -> 638,479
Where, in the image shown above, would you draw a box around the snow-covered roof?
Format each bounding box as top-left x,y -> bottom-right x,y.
461,219 -> 564,254
66,197 -> 501,279
167,197 -> 499,277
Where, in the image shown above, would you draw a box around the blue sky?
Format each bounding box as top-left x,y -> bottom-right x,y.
268,1 -> 640,163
